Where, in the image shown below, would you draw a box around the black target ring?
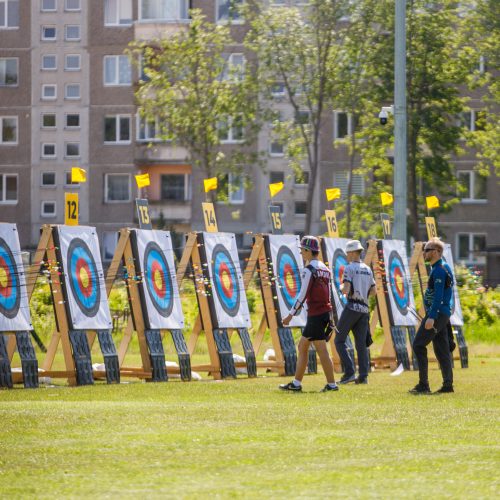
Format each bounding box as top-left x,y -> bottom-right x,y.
211,244 -> 240,317
387,250 -> 409,316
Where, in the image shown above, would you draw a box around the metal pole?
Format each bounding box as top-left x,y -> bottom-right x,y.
394,0 -> 407,242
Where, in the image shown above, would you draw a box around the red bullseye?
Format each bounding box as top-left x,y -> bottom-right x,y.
339,265 -> 345,283
393,267 -> 405,298
151,261 -> 166,298
283,263 -> 297,297
219,262 -> 233,297
0,256 -> 12,298
76,258 -> 92,298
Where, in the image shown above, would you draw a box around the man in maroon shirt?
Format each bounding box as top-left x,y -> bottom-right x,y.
279,236 -> 338,392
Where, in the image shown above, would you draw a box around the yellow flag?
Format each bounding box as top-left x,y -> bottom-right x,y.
325,188 -> 341,201
204,177 -> 218,192
269,182 -> 284,198
426,195 -> 440,210
135,173 -> 150,188
380,192 -> 394,206
71,167 -> 86,183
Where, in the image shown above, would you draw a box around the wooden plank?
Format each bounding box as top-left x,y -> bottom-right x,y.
176,232 -> 197,285
106,229 -> 129,296
253,314 -> 268,356
26,225 -> 52,300
7,335 -> 16,361
187,315 -> 202,355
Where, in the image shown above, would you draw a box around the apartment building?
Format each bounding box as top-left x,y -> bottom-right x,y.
0,0 -> 498,283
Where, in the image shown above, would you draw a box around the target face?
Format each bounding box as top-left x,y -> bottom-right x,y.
332,248 -> 348,307
442,244 -> 464,326
276,246 -> 302,310
387,250 -> 409,316
144,241 -> 174,317
211,244 -> 240,316
67,238 -> 100,317
0,237 -> 20,319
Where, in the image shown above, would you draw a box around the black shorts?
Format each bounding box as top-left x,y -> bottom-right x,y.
302,312 -> 331,341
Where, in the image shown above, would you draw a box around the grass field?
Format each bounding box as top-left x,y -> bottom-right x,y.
0,357 -> 499,499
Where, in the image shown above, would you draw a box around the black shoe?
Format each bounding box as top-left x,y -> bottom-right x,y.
320,383 -> 339,392
279,381 -> 302,392
355,377 -> 368,385
409,383 -> 431,394
434,385 -> 454,394
338,374 -> 356,385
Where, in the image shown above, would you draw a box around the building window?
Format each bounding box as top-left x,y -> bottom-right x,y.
0,116 -> 18,144
0,0 -> 20,28
216,0 -> 243,23
103,231 -> 118,261
65,113 -> 80,128
269,140 -> 284,156
457,170 -> 487,202
104,55 -> 131,86
41,201 -> 57,218
105,0 -> 132,25
65,171 -> 80,187
218,116 -> 244,143
0,58 -> 18,86
104,115 -> 131,144
295,110 -> 310,125
65,0 -> 80,11
457,233 -> 486,265
228,173 -> 244,204
221,53 -> 245,81
41,143 -> 56,158
0,174 -> 18,204
458,109 -> 486,132
269,171 -> 284,184
42,84 -> 57,100
160,174 -> 191,201
333,170 -> 365,198
41,171 -> 56,187
41,113 -> 56,128
271,81 -> 285,98
41,26 -> 57,41
65,24 -> 80,40
294,201 -> 307,215
65,54 -> 81,71
65,142 -> 80,157
41,54 -> 57,70
140,0 -> 189,21
41,0 -> 57,11
294,171 -> 309,185
105,173 -> 131,202
65,83 -> 80,99
137,115 -> 161,142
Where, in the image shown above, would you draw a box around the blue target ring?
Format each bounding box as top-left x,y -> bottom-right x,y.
276,246 -> 301,310
67,238 -> 100,317
0,237 -> 20,319
144,242 -> 174,317
332,248 -> 348,306
211,244 -> 240,316
388,250 -> 409,316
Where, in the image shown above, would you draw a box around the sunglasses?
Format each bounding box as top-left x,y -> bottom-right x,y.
423,247 -> 436,253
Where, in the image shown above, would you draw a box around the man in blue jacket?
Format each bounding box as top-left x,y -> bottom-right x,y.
410,238 -> 455,395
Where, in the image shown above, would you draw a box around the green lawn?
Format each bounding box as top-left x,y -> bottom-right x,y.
0,358 -> 499,499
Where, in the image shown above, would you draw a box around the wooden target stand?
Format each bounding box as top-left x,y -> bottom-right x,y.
16,224 -> 120,386
104,226 -> 191,382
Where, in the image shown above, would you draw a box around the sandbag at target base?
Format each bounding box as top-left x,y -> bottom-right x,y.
68,331 -> 94,386
170,329 -> 192,381
15,332 -> 39,388
390,326 -> 411,370
0,335 -> 13,388
212,329 -> 237,379
96,330 -> 120,384
237,328 -> 257,377
453,326 -> 468,368
277,328 -> 297,376
144,330 -> 168,382
407,326 -> 418,370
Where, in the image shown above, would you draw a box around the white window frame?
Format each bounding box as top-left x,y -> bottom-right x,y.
64,142 -> 80,158
294,171 -> 309,187
160,173 -> 192,202
0,173 -> 18,205
105,173 -> 132,203
0,116 -> 18,145
103,55 -> 132,86
269,139 -> 284,157
64,0 -> 80,11
41,25 -> 57,41
64,83 -> 80,100
41,171 -> 57,188
0,57 -> 18,87
104,114 -> 132,144
0,1 -> 20,29
457,170 -> 487,203
333,110 -> 355,139
271,81 -> 286,98
456,233 -> 487,265
216,0 -> 244,24
64,170 -> 80,188
139,0 -> 189,22
41,113 -> 56,129
41,0 -> 57,12
41,84 -> 57,100
41,201 -> 57,218
222,53 -> 245,81
137,115 -> 162,142
64,54 -> 81,71
218,115 -> 244,144
294,200 -> 307,216
228,173 -> 245,204
41,143 -> 56,158
105,0 -> 133,26
64,24 -> 80,40
65,113 -> 80,129
41,54 -> 57,71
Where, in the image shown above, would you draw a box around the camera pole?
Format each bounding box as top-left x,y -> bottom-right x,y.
394,0 -> 407,243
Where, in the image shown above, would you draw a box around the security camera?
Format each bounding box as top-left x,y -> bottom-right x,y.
378,109 -> 388,125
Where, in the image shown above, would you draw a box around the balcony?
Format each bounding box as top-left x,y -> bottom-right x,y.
148,199 -> 191,224
136,142 -> 190,163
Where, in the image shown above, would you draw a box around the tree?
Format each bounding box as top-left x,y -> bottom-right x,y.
245,0 -> 351,234
128,9 -> 261,202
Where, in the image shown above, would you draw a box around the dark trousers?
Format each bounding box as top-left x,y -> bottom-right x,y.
412,313 -> 453,387
334,308 -> 369,378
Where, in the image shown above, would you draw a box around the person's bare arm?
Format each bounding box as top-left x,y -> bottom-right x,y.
368,284 -> 376,297
342,281 -> 351,297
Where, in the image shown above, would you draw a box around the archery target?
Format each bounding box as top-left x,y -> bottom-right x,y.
268,234 -> 307,327
58,225 -> 112,330
132,229 -> 184,330
0,224 -> 32,331
380,240 -> 418,326
202,232 -> 251,329
322,238 -> 349,319
442,244 -> 464,326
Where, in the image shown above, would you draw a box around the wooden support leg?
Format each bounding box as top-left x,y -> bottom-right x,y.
187,315 -> 202,356
253,314 -> 268,357
7,335 -> 16,361
118,319 -> 133,366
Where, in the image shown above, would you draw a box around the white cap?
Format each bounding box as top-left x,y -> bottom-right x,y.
346,239 -> 364,252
